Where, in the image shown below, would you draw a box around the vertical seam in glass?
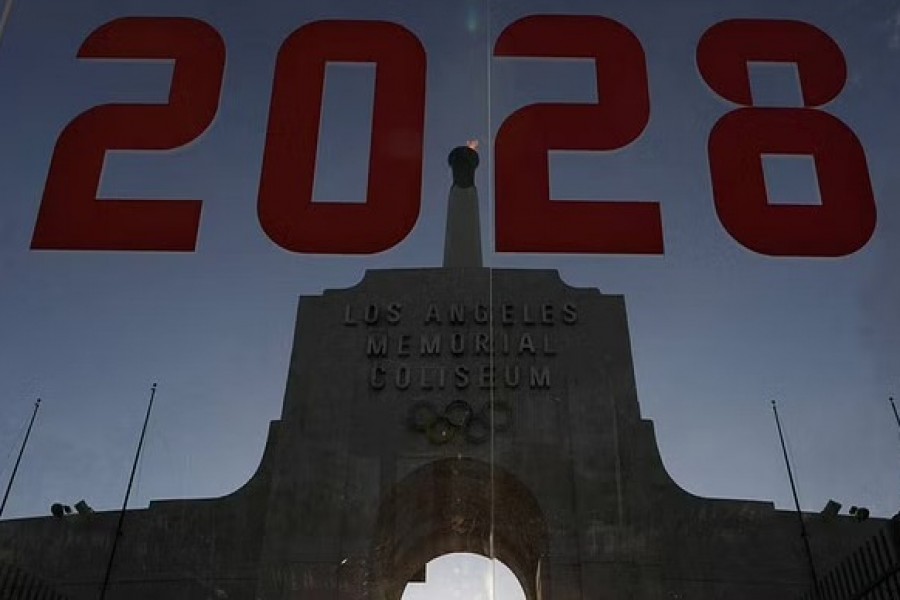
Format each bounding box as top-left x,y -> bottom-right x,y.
486,1 -> 497,599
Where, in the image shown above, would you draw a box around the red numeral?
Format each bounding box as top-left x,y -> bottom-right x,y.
31,17 -> 225,251
494,15 -> 663,254
697,19 -> 876,256
257,21 -> 426,254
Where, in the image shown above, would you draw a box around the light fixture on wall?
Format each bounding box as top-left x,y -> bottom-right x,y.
849,506 -> 870,521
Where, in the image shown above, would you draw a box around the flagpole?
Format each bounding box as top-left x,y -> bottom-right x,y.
99,383 -> 157,600
771,400 -> 820,600
0,0 -> 16,48
890,397 -> 900,438
0,398 -> 40,519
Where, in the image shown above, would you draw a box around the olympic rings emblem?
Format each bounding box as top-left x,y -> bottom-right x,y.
407,399 -> 512,445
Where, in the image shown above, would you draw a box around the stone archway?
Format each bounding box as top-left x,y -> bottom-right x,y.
370,458 -> 549,600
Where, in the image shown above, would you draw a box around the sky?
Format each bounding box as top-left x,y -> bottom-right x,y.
0,0 -> 899,596
401,554 -> 523,600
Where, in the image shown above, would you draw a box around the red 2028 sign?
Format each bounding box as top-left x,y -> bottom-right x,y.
30,16 -> 877,257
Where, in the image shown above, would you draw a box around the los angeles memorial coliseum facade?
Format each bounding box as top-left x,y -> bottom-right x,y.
1,147 -> 897,599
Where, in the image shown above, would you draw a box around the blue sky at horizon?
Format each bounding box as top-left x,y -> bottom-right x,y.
0,3 -> 898,588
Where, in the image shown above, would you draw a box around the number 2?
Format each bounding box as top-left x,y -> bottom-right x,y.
31,17 -> 225,251
494,15 -> 664,254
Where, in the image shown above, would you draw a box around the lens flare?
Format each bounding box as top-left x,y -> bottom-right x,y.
466,5 -> 479,33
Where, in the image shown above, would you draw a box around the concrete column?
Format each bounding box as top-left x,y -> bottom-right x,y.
443,146 -> 483,268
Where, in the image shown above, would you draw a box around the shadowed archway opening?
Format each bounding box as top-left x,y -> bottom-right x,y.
370,458 -> 548,600
400,552 -> 526,600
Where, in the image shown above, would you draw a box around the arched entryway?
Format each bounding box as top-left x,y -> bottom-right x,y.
370,458 -> 548,600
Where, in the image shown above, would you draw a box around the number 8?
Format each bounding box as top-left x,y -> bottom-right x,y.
697,19 -> 876,257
